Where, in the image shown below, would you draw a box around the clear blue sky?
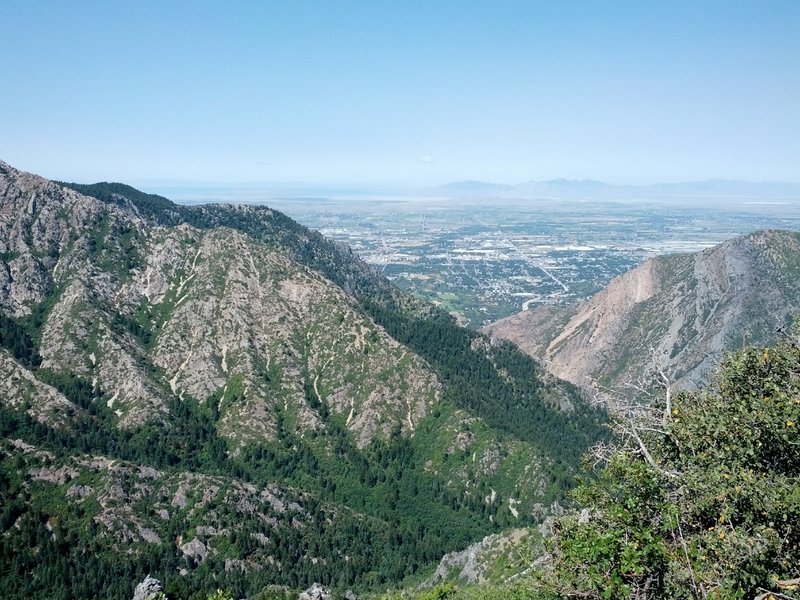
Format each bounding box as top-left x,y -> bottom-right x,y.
1,1 -> 798,186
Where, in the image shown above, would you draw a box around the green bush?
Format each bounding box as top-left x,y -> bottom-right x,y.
547,331 -> 800,599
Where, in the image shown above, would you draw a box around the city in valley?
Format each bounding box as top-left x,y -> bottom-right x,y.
184,188 -> 800,328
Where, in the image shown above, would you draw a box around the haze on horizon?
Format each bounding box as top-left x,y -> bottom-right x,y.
1,1 -> 798,188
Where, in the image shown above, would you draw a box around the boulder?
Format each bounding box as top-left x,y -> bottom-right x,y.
133,575 -> 165,600
298,582 -> 331,600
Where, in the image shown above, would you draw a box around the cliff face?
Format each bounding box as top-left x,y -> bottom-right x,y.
484,230 -> 800,392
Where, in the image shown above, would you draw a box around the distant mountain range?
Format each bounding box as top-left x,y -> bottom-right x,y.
484,229 -> 800,393
435,178 -> 800,200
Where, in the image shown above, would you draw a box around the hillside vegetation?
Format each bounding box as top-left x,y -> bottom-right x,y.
381,330 -> 800,599
0,160 -> 606,598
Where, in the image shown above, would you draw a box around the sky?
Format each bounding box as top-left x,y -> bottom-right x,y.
1,1 -> 798,187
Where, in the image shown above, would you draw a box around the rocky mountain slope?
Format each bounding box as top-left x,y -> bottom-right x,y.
0,160 -> 605,598
484,229 -> 800,393
2,166 -> 438,443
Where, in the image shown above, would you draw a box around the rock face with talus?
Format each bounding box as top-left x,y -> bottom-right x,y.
485,230 -> 800,394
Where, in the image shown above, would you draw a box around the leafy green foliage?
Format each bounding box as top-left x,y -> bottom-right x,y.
420,583 -> 458,599
546,333 -> 800,599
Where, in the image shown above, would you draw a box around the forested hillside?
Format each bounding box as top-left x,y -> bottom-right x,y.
60,180 -> 603,469
0,161 -> 606,599
377,329 -> 800,600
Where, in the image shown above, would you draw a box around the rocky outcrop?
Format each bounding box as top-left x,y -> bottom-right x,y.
298,583 -> 332,600
180,537 -> 209,563
0,348 -> 81,427
132,575 -> 165,600
485,230 -> 800,393
427,528 -> 534,585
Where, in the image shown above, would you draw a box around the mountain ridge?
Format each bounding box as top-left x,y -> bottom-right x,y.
0,159 -> 605,597
433,178 -> 800,199
484,229 -> 800,393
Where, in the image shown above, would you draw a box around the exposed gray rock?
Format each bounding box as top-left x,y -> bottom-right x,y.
132,575 -> 164,600
0,349 -> 81,427
1,159 -> 444,447
66,484 -> 93,498
484,229 -> 800,395
29,464 -> 79,484
298,583 -> 332,600
478,444 -> 501,475
251,532 -> 270,545
180,537 -> 208,563
225,558 -> 247,573
429,528 -> 531,585
138,526 -> 161,544
538,516 -> 555,538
